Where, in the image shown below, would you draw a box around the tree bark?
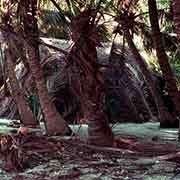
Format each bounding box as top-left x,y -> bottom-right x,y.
69,37 -> 114,146
172,0 -> 180,40
85,77 -> 114,146
22,0 -> 71,135
26,43 -> 71,134
110,48 -> 152,122
124,30 -> 174,125
148,0 -> 180,120
5,47 -> 38,126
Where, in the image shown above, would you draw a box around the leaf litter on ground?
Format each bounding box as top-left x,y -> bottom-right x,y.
0,122 -> 180,179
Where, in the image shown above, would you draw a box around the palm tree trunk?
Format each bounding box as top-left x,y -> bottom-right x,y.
1,10 -> 37,125
5,47 -> 38,126
69,37 -> 114,146
22,0 -> 71,135
172,0 -> 180,40
26,44 -> 71,134
148,0 -> 180,118
85,76 -> 114,146
110,48 -> 152,121
124,30 -> 174,126
124,69 -> 154,121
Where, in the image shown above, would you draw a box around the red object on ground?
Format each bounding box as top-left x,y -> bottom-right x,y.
18,127 -> 29,135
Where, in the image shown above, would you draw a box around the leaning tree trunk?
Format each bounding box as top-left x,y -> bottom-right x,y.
172,0 -> 180,40
124,30 -> 174,126
69,37 -> 114,146
22,1 -> 71,135
4,46 -> 38,126
1,8 -> 38,126
148,0 -> 180,124
68,10 -> 114,146
26,45 -> 71,134
110,48 -> 153,122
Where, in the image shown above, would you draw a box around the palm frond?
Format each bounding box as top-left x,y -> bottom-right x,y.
39,9 -> 71,38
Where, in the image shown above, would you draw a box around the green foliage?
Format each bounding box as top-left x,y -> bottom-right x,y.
170,48 -> 180,89
39,9 -> 70,38
38,0 -> 113,40
27,93 -> 42,121
105,95 -> 121,118
172,47 -> 180,63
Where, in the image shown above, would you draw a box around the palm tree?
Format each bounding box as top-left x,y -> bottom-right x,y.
16,0 -> 71,135
110,45 -> 153,122
148,0 -> 180,125
172,0 -> 180,41
68,9 -> 114,146
0,7 -> 38,126
125,30 -> 175,126
114,6 -> 174,126
4,45 -> 38,126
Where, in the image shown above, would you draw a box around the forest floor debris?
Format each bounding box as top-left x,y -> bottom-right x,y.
0,122 -> 180,179
0,129 -> 180,179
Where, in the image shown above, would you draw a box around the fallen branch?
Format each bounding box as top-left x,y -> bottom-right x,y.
61,139 -> 137,155
156,152 -> 180,161
0,133 -> 63,171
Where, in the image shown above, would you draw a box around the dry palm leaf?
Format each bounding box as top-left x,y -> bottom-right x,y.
0,132 -> 63,171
